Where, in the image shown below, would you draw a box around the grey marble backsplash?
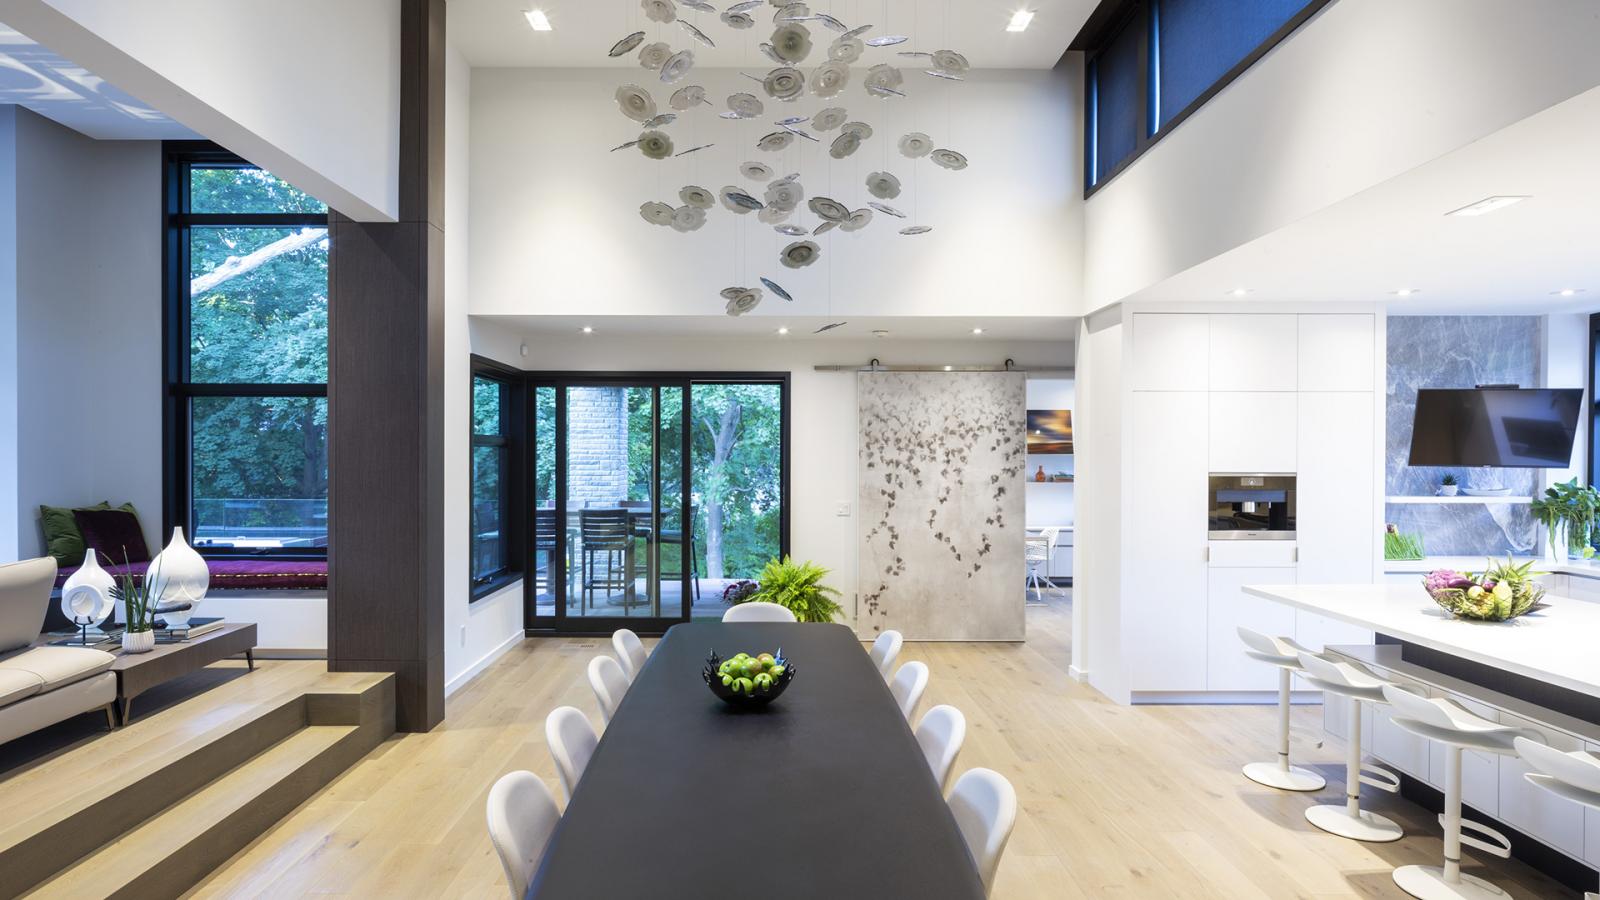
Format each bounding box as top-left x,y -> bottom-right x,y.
1385,316 -> 1540,556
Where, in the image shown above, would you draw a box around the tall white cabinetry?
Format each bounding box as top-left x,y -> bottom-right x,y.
1126,311 -> 1379,697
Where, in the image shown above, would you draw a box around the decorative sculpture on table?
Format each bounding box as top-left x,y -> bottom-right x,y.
607,0 -> 971,315
59,549 -> 116,644
148,527 -> 210,627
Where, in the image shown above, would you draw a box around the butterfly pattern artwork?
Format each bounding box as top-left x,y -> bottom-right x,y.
857,371 -> 1025,640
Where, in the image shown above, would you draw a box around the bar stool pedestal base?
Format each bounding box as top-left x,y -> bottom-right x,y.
1243,762 -> 1324,792
1305,804 -> 1403,842
1393,865 -> 1510,900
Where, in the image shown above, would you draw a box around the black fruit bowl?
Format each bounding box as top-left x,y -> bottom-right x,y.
703,649 -> 797,708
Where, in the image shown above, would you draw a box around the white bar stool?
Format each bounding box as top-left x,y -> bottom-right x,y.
1295,652 -> 1403,842
1236,627 -> 1325,792
1382,685 -> 1544,900
1513,736 -> 1600,900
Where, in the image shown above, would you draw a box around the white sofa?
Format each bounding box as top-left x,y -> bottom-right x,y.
0,558 -> 117,744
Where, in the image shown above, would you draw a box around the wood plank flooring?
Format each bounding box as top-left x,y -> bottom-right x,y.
188,594 -> 1579,898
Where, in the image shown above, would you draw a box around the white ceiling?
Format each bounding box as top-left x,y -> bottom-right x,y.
447,0 -> 1093,69
1130,84 -> 1600,315
477,313 -> 1078,341
0,24 -> 193,140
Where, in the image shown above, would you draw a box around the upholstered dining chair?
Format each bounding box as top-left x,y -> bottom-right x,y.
890,661 -> 930,722
545,706 -> 598,804
947,768 -> 1019,897
722,601 -> 797,623
587,655 -> 631,725
486,770 -> 561,899
915,705 -> 967,793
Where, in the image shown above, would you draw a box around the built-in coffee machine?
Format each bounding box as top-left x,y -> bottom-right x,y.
1207,473 -> 1296,540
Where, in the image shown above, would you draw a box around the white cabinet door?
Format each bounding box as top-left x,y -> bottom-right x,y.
1298,314 -> 1375,392
1296,391 -> 1378,652
1131,314 -> 1208,391
1371,680 -> 1431,779
1498,714 -> 1585,857
1129,392 -> 1211,691
1207,566 -> 1298,691
1424,692 -> 1499,817
1209,315 -> 1298,391
1210,392 -> 1298,473
1564,574 -> 1600,603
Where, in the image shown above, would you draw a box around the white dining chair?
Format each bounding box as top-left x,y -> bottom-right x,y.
588,655 -> 631,725
1024,526 -> 1060,599
948,768 -> 1018,897
545,706 -> 598,804
612,628 -> 648,682
486,770 -> 561,899
869,630 -> 903,681
915,704 -> 966,792
889,660 -> 930,722
722,601 -> 797,623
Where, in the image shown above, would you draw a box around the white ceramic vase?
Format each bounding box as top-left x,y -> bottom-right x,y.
149,527 -> 208,627
60,550 -> 116,628
121,629 -> 155,654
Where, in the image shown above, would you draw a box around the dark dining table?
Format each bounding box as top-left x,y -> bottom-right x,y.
525,622 -> 986,900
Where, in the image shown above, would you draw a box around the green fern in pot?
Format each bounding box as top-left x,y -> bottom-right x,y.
744,557 -> 843,623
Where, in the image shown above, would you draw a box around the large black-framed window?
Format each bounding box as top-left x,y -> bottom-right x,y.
471,356 -> 526,600
162,142 -> 330,559
1080,0 -> 1332,195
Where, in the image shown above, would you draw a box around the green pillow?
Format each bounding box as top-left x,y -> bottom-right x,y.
38,501 -> 138,568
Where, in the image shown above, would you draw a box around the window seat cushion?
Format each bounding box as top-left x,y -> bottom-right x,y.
53,559 -> 328,592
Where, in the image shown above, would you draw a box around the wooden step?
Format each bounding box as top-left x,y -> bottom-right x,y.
25,725 -> 359,899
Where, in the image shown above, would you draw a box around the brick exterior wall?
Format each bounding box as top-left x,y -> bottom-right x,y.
567,386 -> 629,506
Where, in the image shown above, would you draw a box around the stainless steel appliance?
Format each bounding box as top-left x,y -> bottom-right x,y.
1208,473 -> 1296,540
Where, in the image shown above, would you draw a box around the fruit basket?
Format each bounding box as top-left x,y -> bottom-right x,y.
1423,557 -> 1547,622
703,649 -> 796,707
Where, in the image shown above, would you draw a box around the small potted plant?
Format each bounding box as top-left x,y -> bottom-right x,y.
1438,474 -> 1459,497
111,554 -> 161,653
735,557 -> 843,623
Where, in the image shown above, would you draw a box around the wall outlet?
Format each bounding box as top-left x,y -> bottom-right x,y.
835,502 -> 851,517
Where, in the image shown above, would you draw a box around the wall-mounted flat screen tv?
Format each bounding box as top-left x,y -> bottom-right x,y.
1408,388 -> 1582,467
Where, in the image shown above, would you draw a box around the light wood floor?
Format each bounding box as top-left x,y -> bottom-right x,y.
187,592 -> 1578,898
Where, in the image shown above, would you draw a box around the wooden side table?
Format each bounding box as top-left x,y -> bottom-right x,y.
110,623 -> 258,723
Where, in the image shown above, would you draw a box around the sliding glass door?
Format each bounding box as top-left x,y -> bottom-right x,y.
526,374 -> 788,634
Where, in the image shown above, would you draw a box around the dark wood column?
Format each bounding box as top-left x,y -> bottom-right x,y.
327,0 -> 446,732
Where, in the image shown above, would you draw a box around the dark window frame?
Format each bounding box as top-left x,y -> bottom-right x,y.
470,356 -> 526,601
1589,314 -> 1600,492
162,141 -> 330,560
1078,0 -> 1334,196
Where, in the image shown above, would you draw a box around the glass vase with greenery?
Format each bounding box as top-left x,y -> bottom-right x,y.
742,557 -> 843,623
1531,478 -> 1600,561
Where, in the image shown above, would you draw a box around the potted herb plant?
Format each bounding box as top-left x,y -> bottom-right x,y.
737,557 -> 844,623
111,554 -> 161,653
1438,474 -> 1459,497
1530,478 -> 1600,561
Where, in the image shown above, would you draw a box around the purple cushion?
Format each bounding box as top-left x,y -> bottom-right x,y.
72,508 -> 151,564
54,559 -> 328,591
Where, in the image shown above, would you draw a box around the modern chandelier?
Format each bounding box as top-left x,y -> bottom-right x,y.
608,0 -> 970,316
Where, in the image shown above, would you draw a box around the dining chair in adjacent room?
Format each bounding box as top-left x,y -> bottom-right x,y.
545,706 -> 599,804
869,629 -> 903,681
613,628 -> 648,682
587,654 -> 631,725
722,601 -> 797,623
486,770 -> 561,900
890,660 -> 930,722
579,508 -> 633,613
915,704 -> 967,793
947,768 -> 1018,897
1024,527 -> 1059,599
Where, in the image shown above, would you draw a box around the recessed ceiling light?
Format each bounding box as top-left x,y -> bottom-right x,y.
1553,288 -> 1585,297
524,9 -> 553,31
872,329 -> 889,338
1446,195 -> 1529,217
581,326 -> 593,334
1006,9 -> 1035,32
1393,288 -> 1418,297
943,365 -> 954,371
777,326 -> 789,335
1226,288 -> 1251,297
972,327 -> 985,335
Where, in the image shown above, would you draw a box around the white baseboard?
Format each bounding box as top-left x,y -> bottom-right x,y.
445,629 -> 525,697
1133,691 -> 1324,706
1068,664 -> 1089,682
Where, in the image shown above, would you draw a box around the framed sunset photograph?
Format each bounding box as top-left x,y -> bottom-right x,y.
1026,409 -> 1073,454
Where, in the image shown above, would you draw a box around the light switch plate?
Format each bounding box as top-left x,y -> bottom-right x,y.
835,502 -> 851,517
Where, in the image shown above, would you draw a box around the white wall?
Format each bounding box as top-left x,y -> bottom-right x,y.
443,44 -> 524,696
6,107 -> 160,560
470,324 -> 1073,628
0,109 -> 16,560
470,66 -> 1083,318
0,0 -> 401,221
1083,0 -> 1600,311
1074,310 -> 1123,695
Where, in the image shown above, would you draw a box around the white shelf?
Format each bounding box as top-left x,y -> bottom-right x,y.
1384,495 -> 1533,505
1027,480 -> 1075,487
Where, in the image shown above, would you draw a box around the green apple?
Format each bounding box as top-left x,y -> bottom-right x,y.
757,652 -> 775,665
753,673 -> 773,690
736,677 -> 755,694
721,673 -> 733,687
769,664 -> 785,678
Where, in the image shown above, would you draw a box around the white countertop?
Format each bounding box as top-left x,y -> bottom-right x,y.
1384,556 -> 1600,578
1243,582 -> 1600,697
